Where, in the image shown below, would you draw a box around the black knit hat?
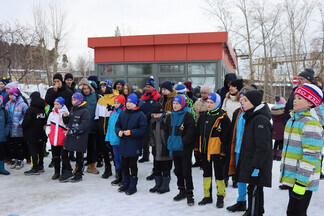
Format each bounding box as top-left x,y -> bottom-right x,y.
0,77 -> 10,85
230,79 -> 244,91
244,90 -> 263,107
160,80 -> 174,93
53,73 -> 63,82
64,73 -> 73,81
151,102 -> 164,113
298,68 -> 315,83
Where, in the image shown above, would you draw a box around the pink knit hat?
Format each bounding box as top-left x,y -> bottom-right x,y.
275,97 -> 286,105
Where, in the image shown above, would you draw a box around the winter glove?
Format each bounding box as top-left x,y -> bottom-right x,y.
291,181 -> 306,200
107,104 -> 114,111
251,169 -> 260,177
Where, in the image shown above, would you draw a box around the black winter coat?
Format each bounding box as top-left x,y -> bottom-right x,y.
63,102 -> 90,152
237,103 -> 273,187
284,88 -> 296,124
22,93 -> 47,143
45,83 -> 73,111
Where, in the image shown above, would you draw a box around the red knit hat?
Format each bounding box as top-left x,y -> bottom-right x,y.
114,95 -> 126,105
294,83 -> 323,107
184,81 -> 192,92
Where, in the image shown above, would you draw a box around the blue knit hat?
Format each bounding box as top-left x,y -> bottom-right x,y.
175,82 -> 187,93
208,93 -> 222,110
100,80 -> 113,94
146,76 -> 155,87
160,80 -> 174,93
127,93 -> 138,105
72,92 -> 83,105
54,97 -> 65,107
172,94 -> 186,110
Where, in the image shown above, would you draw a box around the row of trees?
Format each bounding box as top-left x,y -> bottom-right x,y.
203,0 -> 324,101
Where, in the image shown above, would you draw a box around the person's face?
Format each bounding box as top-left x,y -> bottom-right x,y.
53,79 -> 62,88
173,101 -> 182,112
101,85 -> 107,93
241,96 -> 254,111
229,85 -> 238,94
207,99 -> 215,111
201,92 -> 209,100
126,102 -> 135,110
297,76 -> 311,86
54,102 -> 62,110
123,86 -> 129,95
116,83 -> 123,91
152,113 -> 161,118
82,85 -> 91,95
114,101 -> 121,109
65,78 -> 73,87
9,94 -> 13,100
293,94 -> 312,111
145,85 -> 154,93
6,88 -> 10,94
72,98 -> 77,106
161,88 -> 170,96
0,82 -> 5,90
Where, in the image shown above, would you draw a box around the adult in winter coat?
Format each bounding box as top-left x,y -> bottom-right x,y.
60,92 -> 90,183
22,92 -> 47,175
116,93 -> 148,195
77,78 -> 99,174
217,73 -> 237,104
5,88 -> 28,170
113,79 -> 126,95
139,76 -> 161,163
166,94 -> 196,206
45,73 -> 73,111
0,95 -> 12,175
222,79 -> 243,121
46,97 -> 69,180
64,73 -> 77,93
237,90 -> 273,216
195,93 -> 231,208
160,80 -> 177,113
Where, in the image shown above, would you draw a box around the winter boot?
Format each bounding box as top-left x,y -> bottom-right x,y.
38,165 -> 44,173
273,149 -> 278,160
149,176 -> 162,193
198,177 -> 213,205
157,176 -> 171,194
59,170 -> 74,183
276,150 -> 282,161
15,160 -> 24,170
71,171 -> 83,183
226,201 -> 247,212
173,188 -> 187,201
102,165 -> 112,179
48,159 -> 54,168
52,173 -> 60,180
96,154 -> 103,168
187,190 -> 195,206
320,172 -> 324,180
146,169 -> 154,181
216,195 -> 224,208
0,161 -> 10,175
87,163 -> 100,174
24,167 -> 40,175
111,169 -> 123,186
73,164 -> 79,175
125,176 -> 138,195
118,175 -> 130,192
10,159 -> 17,169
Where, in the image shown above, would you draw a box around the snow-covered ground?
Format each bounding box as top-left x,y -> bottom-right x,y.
1,149 -> 323,216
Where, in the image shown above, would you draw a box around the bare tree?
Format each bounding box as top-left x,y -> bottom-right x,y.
75,55 -> 88,78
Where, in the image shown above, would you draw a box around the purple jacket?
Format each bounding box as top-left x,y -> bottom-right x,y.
5,97 -> 28,137
271,106 -> 285,140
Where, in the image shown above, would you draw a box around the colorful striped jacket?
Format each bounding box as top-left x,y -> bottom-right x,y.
280,109 -> 323,191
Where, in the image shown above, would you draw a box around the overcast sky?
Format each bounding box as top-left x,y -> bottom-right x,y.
0,0 -> 218,64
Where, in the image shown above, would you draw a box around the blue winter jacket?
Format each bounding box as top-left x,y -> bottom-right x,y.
105,108 -> 123,146
0,107 -> 12,142
115,107 -> 147,157
0,89 -> 6,102
77,89 -> 98,133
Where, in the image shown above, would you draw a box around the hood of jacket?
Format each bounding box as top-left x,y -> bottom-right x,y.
224,73 -> 237,90
244,103 -> 272,121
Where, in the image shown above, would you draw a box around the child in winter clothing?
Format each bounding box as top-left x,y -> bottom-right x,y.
280,84 -> 323,216
60,92 -> 90,183
195,93 -> 231,208
46,97 -> 69,180
5,88 -> 28,170
22,92 -> 47,175
147,102 -> 173,194
0,95 -> 12,175
167,94 -> 196,206
238,90 -> 273,216
115,93 -> 147,195
105,95 -> 126,186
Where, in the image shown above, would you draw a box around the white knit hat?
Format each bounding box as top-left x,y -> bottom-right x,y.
201,84 -> 212,95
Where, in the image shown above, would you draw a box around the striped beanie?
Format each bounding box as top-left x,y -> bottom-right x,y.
72,92 -> 83,105
172,94 -> 186,110
175,82 -> 187,93
294,83 -> 323,107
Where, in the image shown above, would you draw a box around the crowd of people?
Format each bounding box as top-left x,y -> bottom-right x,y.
0,69 -> 323,216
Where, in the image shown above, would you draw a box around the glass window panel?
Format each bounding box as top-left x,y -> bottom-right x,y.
127,77 -> 149,90
188,77 -> 216,92
99,64 -> 125,76
160,64 -> 184,74
128,64 -> 152,75
188,63 -> 216,75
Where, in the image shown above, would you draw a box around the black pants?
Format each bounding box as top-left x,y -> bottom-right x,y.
121,156 -> 138,177
153,159 -> 172,177
142,133 -> 150,159
0,142 -> 6,161
87,133 -> 96,164
97,134 -> 112,168
28,140 -> 44,169
62,149 -> 83,173
173,155 -> 194,191
247,184 -> 264,216
274,140 -> 283,150
202,154 -> 225,180
52,145 -> 63,174
287,189 -> 312,216
9,137 -> 24,160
